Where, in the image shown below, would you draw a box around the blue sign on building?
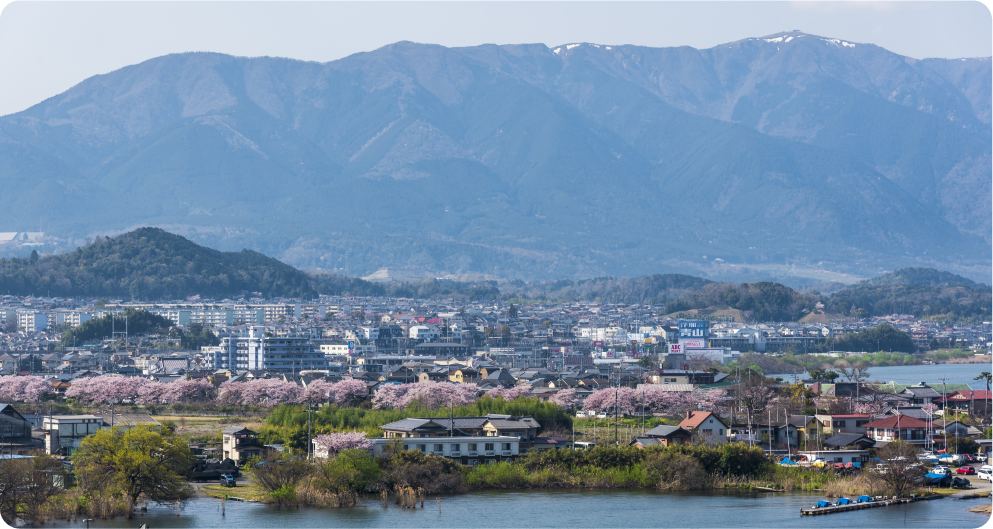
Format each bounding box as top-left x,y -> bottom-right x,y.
678,320 -> 708,339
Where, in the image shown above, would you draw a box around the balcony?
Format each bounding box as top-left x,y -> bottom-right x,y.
450,452 -> 461,457
502,451 -> 512,456
485,451 -> 495,456
468,451 -> 478,456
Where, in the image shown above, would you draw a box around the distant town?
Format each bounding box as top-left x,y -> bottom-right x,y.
0,292 -> 990,375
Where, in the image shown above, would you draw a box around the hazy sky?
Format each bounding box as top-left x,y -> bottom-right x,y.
0,1 -> 990,117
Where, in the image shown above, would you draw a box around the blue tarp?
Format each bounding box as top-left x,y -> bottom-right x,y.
780,458 -> 796,465
856,495 -> 873,503
852,462 -> 862,468
814,501 -> 832,508
835,498 -> 852,505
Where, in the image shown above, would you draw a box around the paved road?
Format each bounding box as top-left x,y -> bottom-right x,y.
952,476 -> 992,498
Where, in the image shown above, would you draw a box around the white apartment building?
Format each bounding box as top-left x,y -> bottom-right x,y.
204,326 -> 328,373
42,311 -> 92,330
17,311 -> 48,332
319,343 -> 376,357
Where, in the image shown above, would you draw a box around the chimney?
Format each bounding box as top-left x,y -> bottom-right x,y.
686,410 -> 692,420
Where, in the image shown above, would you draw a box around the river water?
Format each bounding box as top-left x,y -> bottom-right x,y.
51,489 -> 991,529
770,363 -> 990,386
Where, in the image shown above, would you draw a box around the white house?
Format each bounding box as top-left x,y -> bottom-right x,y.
409,325 -> 440,341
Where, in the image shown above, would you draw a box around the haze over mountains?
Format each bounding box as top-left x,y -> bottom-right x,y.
0,31 -> 989,282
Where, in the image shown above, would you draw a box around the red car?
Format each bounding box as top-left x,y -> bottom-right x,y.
957,466 -> 976,475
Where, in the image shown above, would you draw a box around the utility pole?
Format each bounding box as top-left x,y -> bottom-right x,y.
307,405 -> 312,460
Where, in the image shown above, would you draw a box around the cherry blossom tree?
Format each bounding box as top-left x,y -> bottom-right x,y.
582,387 -> 639,415
486,385 -> 533,400
371,383 -> 407,409
299,379 -> 336,407
0,375 -> 51,403
372,381 -> 477,410
403,381 -> 477,409
328,379 -> 368,407
549,388 -> 578,411
162,379 -> 217,403
312,431 -> 373,458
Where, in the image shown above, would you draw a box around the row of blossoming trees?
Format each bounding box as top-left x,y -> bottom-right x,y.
0,375 -> 369,408
5,374 -> 747,423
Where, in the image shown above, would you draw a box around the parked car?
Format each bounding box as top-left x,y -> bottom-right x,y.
972,454 -> 988,463
811,459 -> 828,468
977,466 -> 993,481
219,474 -> 236,487
957,465 -> 977,475
932,466 -> 952,475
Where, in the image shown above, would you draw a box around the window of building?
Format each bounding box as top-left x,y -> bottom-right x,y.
451,444 -> 460,452
468,443 -> 477,451
502,443 -> 511,451
434,444 -> 444,452
417,444 -> 426,453
485,443 -> 494,451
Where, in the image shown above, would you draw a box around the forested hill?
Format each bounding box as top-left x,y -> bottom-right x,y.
0,228 -> 340,299
817,267 -> 991,322
859,267 -> 985,289
0,229 -> 986,323
0,228 -> 501,300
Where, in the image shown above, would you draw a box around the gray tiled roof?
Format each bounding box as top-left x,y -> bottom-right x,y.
644,425 -> 687,438
824,433 -> 873,448
222,425 -> 257,435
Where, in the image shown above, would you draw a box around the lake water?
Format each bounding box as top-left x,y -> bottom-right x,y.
770,363 -> 990,386
49,489 -> 991,529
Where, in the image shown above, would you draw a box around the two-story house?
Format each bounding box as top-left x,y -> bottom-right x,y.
678,411 -> 728,444
814,414 -> 872,435
221,425 -> 264,462
862,415 -> 936,445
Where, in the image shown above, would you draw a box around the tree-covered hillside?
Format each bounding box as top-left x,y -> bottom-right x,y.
825,268 -> 991,322
0,228 -> 336,300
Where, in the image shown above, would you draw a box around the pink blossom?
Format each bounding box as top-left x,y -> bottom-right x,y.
372,381 -> 478,410
486,385 -> 532,400
0,375 -> 52,403
549,388 -> 578,411
300,378 -> 368,407
312,431 -> 373,457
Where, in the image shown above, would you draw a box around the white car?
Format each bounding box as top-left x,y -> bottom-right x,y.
932,466 -> 952,475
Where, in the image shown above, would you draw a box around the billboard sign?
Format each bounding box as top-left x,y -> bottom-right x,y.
668,343 -> 682,354
347,340 -> 354,355
678,320 -> 708,340
680,338 -> 705,349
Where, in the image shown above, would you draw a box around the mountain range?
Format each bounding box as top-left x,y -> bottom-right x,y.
0,31 -> 989,282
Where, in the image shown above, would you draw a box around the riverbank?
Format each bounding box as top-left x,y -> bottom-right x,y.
57,488 -> 993,529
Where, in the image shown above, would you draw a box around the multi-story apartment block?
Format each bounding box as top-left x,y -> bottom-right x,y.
204,326 -> 328,373
17,311 -> 48,332
50,311 -> 92,329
